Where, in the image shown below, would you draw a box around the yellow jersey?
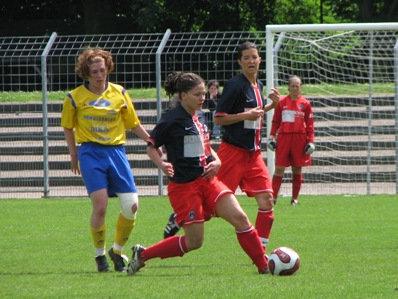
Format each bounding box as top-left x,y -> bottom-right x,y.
61,82 -> 140,145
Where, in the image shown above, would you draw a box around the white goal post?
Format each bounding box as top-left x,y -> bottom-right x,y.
265,23 -> 398,195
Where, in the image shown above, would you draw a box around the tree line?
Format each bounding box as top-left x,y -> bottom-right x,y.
0,0 -> 397,36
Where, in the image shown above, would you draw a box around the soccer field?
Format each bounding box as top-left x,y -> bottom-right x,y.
0,195 -> 397,298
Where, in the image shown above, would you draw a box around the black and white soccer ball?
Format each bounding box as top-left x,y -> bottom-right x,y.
268,246 -> 300,276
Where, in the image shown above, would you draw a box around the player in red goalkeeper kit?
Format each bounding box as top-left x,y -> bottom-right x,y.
267,76 -> 315,205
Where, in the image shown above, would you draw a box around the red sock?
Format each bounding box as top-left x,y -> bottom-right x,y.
141,236 -> 188,261
272,175 -> 283,199
255,209 -> 274,251
236,226 -> 268,272
292,173 -> 303,200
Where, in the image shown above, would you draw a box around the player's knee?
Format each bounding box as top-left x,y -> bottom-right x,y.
117,192 -> 138,220
266,192 -> 274,201
257,192 -> 274,209
131,202 -> 138,213
94,206 -> 107,218
234,211 -> 251,230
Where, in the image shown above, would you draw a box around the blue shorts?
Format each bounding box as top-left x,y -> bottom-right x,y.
78,143 -> 137,197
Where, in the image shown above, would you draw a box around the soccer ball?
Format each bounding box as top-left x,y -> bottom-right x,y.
268,246 -> 300,276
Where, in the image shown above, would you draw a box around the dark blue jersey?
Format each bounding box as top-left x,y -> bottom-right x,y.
148,105 -> 213,183
215,74 -> 265,151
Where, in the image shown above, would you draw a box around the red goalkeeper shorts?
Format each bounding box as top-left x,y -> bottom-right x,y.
275,133 -> 312,167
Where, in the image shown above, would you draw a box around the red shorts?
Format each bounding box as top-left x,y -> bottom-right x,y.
168,176 -> 232,226
216,142 -> 273,197
275,133 -> 312,167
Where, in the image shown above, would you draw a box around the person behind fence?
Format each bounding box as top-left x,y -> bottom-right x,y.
61,47 -> 160,273
267,75 -> 315,206
127,71 -> 270,276
202,79 -> 222,139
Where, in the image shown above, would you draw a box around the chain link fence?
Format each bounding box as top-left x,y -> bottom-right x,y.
1,27 -> 397,198
0,31 -> 266,198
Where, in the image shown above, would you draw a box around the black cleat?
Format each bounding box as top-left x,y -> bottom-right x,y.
95,255 -> 110,272
108,248 -> 127,272
163,212 -> 181,239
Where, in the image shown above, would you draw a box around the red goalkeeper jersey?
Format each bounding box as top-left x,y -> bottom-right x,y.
270,95 -> 314,142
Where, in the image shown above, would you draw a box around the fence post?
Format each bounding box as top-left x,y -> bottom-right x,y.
394,40 -> 398,194
41,32 -> 58,198
155,29 -> 171,196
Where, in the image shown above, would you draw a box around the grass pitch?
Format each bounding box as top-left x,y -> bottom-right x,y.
0,195 -> 397,298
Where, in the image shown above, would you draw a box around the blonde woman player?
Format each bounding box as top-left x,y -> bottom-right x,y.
61,47 -> 160,272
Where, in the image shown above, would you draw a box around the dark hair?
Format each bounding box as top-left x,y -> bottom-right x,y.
206,79 -> 219,89
164,72 -> 205,99
75,47 -> 114,80
237,42 -> 259,60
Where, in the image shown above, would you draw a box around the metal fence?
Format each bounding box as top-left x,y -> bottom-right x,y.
0,30 -> 268,198
1,30 -> 267,92
1,26 -> 397,198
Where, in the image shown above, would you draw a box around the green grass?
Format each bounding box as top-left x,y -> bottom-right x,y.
0,195 -> 397,298
0,89 -> 167,103
0,83 -> 394,103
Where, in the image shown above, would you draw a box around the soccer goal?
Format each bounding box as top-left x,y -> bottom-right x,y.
265,23 -> 398,195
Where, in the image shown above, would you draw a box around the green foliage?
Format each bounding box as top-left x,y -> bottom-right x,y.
274,0 -> 322,24
0,0 -> 376,36
323,0 -> 360,22
0,195 -> 397,298
2,0 -> 398,36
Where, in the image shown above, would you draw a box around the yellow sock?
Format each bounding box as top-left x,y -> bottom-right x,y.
90,223 -> 106,252
114,213 -> 136,254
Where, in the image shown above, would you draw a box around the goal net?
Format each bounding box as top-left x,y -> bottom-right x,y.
265,23 -> 398,195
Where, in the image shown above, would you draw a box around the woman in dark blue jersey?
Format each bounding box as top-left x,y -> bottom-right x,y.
214,42 -> 280,255
127,72 -> 269,275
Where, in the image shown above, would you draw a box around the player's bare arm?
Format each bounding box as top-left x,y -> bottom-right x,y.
214,106 -> 264,126
147,144 -> 174,177
133,124 -> 163,156
63,127 -> 80,175
131,123 -> 150,141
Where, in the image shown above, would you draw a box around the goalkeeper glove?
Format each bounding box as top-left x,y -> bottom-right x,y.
267,138 -> 276,151
305,143 -> 315,155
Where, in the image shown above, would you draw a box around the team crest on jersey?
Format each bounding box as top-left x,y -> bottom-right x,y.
299,104 -> 305,110
88,98 -> 111,107
188,211 -> 196,220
